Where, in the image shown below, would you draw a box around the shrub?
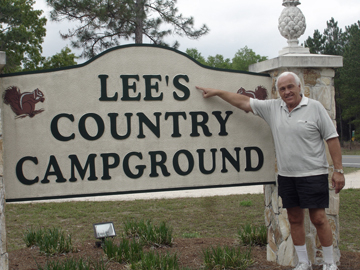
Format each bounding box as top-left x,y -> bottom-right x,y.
23,227 -> 74,255
37,257 -> 108,270
202,245 -> 253,270
123,219 -> 173,247
103,238 -> 143,263
237,224 -> 267,246
130,251 -> 179,270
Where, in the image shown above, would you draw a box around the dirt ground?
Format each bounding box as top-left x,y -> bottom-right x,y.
8,238 -> 360,270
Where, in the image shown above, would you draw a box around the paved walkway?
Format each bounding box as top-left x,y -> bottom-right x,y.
343,170 -> 360,189
28,171 -> 359,204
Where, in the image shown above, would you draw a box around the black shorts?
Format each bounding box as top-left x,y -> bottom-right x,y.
278,174 -> 329,209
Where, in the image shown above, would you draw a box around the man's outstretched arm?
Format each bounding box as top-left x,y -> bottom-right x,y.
196,86 -> 253,113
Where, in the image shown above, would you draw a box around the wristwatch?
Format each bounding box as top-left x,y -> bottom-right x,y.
334,168 -> 344,174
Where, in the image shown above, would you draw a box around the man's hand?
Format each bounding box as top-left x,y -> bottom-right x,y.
326,137 -> 345,194
195,86 -> 253,112
196,86 -> 220,98
332,171 -> 345,194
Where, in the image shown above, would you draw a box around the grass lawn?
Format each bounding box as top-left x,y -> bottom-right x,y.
5,189 -> 360,253
4,143 -> 360,253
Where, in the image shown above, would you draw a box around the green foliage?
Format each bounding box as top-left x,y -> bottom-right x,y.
186,46 -> 268,71
304,18 -> 360,142
339,21 -> 360,139
103,238 -> 143,263
37,257 -> 108,270
202,245 -> 253,270
104,220 -> 177,268
6,194 -> 267,252
206,54 -> 232,69
239,200 -> 253,207
339,189 -> 360,251
304,18 -> 345,55
0,0 -> 47,73
23,227 -> 41,247
23,227 -> 74,255
131,251 -> 179,270
22,47 -> 78,71
237,224 -> 267,246
46,0 -> 209,59
231,46 -> 268,71
123,219 -> 173,247
185,48 -> 206,65
8,189 -> 360,270
304,30 -> 326,54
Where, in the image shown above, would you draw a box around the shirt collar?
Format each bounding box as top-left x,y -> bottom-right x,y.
280,95 -> 308,110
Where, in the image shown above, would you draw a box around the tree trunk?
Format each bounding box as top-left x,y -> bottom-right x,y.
349,122 -> 352,150
135,0 -> 144,44
337,95 -> 344,146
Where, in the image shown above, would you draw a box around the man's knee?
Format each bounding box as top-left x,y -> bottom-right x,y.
287,207 -> 304,225
309,208 -> 328,227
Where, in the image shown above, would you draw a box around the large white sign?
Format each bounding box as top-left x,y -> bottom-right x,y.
0,45 -> 275,202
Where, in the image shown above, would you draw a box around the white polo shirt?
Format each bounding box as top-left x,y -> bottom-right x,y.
250,96 -> 338,177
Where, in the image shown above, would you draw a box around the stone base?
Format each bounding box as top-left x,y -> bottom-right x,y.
249,54 -> 343,73
279,46 -> 310,55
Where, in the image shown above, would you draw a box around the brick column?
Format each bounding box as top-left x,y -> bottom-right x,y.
249,54 -> 342,267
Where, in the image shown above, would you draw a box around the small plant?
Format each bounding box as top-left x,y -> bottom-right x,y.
238,224 -> 267,246
103,237 -> 143,263
123,219 -> 173,247
22,227 -> 74,255
182,232 -> 200,238
37,258 -> 89,270
130,250 -> 179,270
152,221 -> 173,246
123,219 -> 144,238
202,245 -> 253,270
239,200 -> 253,207
37,257 -> 108,270
23,227 -> 40,247
102,238 -> 120,261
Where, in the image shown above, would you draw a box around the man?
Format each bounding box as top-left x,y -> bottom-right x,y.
196,71 -> 345,270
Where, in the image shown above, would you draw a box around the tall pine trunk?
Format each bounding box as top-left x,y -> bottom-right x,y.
336,88 -> 344,146
135,0 -> 144,43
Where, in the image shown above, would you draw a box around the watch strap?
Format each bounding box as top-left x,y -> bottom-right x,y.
334,168 -> 344,174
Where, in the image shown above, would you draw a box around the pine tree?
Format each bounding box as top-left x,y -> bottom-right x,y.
304,18 -> 348,141
340,21 -> 360,139
46,0 -> 209,59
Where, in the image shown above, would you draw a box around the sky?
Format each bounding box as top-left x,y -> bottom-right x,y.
33,0 -> 360,63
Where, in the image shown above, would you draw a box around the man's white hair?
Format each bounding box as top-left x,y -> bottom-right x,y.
275,72 -> 303,93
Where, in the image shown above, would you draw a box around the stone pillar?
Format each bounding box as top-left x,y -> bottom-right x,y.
249,54 -> 343,266
0,51 -> 8,270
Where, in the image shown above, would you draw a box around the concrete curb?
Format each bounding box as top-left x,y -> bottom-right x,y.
8,171 -> 359,204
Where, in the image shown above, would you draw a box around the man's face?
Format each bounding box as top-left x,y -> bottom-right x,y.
277,74 -> 302,111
